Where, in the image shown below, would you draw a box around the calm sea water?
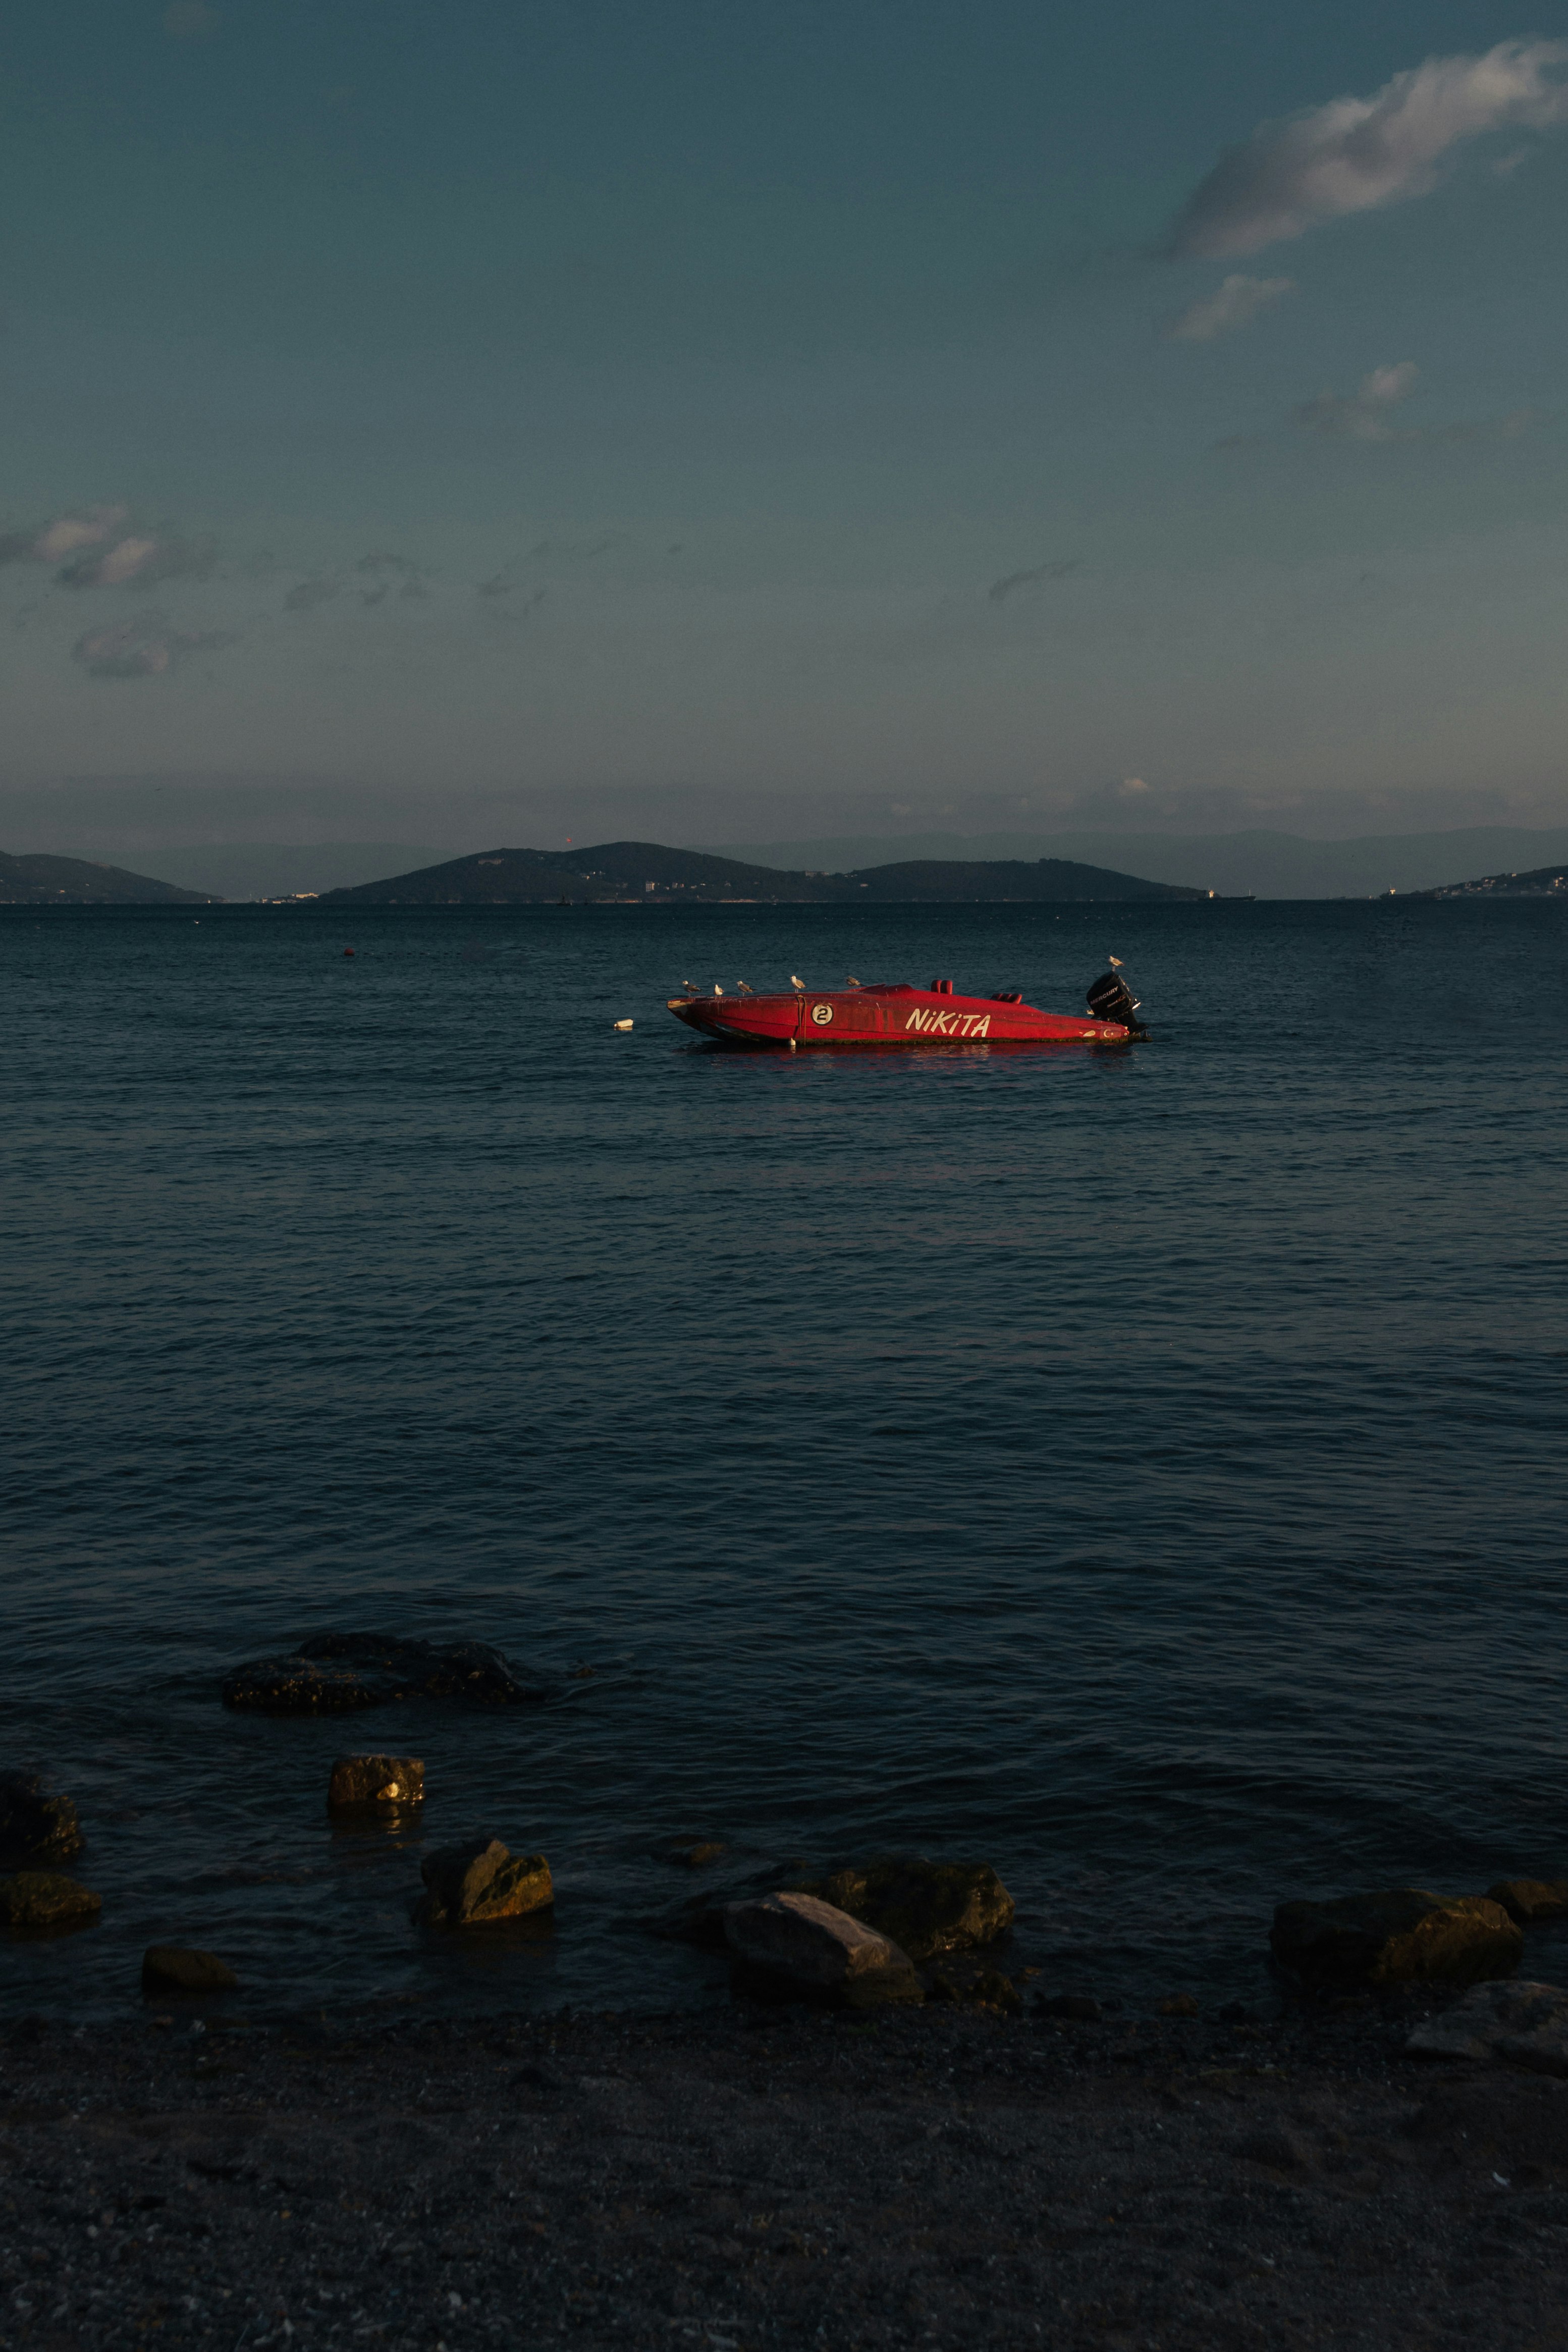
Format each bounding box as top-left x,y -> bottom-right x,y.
4,897 -> 1566,2021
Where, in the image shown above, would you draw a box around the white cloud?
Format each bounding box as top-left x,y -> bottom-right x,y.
73,618 -> 233,678
1169,39 -> 1568,257
1166,273 -> 1294,342
1295,361 -> 1421,440
32,507 -> 128,563
83,537 -> 159,586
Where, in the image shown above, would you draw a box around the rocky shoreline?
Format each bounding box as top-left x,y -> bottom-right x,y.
8,1647 -> 1568,2345
3,1992 -> 1567,2351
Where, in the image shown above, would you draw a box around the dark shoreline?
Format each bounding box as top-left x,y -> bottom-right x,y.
3,1993 -> 1565,2349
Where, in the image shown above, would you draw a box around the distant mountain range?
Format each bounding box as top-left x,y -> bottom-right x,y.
8,832 -> 1568,908
1414,862 -> 1568,899
317,841 -> 1209,905
0,851 -> 213,906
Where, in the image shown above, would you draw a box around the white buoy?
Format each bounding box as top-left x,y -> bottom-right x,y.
613,1019 -> 634,1031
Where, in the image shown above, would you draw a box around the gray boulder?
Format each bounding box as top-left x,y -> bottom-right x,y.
0,1773 -> 84,1864
0,1873 -> 101,1934
415,1839 -> 553,1928
1271,1888 -> 1523,1988
724,1891 -> 923,2008
142,1946 -> 239,1993
328,1755 -> 424,1812
1407,1980 -> 1568,2075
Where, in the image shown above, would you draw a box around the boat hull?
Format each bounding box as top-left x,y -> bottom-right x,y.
667,984 -> 1130,1048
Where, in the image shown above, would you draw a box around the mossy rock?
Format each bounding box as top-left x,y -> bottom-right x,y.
0,1774 -> 83,1865
415,1838 -> 553,1928
1488,1878 -> 1568,1923
1,1873 -> 101,1935
1271,1888 -> 1523,1988
794,1859 -> 1015,1962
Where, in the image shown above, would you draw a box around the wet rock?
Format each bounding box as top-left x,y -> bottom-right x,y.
221,1656 -> 387,1714
660,1839 -> 727,1869
791,1859 -> 1014,1962
222,1634 -> 553,1714
1487,1879 -> 1568,1924
923,1957 -> 1021,2013
724,1892 -> 924,2008
1271,1889 -> 1523,1989
142,1946 -> 239,1994
415,1839 -> 554,1928
328,1754 -> 425,1812
0,1773 -> 84,1864
1036,1993 -> 1103,2022
1157,1993 -> 1200,2017
0,1873 -> 101,1934
1407,1979 -> 1568,2075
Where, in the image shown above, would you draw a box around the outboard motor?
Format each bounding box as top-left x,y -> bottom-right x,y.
1086,961 -> 1144,1034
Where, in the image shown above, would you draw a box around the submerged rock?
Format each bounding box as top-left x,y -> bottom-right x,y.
222,1634 -> 553,1715
724,1891 -> 923,2008
1487,1878 -> 1568,1924
142,1945 -> 239,1993
1407,1979 -> 1568,2074
328,1754 -> 425,1812
792,1859 -> 1014,1963
0,1873 -> 101,1934
415,1839 -> 554,1928
0,1773 -> 84,1865
660,1839 -> 727,1869
1271,1889 -> 1523,1989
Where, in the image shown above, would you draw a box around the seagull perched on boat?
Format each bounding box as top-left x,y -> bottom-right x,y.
790,974 -> 804,989
1108,955 -> 1123,968
713,983 -> 724,995
736,981 -> 753,993
846,975 -> 861,987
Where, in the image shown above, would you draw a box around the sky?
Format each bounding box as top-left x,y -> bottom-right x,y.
4,0 -> 1568,854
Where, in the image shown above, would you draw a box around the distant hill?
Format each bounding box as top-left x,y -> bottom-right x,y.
718,825 -> 1568,900
319,840 -> 1205,905
852,859 -> 1205,902
0,851 -> 215,905
1414,863 -> 1568,900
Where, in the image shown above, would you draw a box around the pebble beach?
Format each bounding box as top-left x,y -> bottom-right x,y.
4,1994 -> 1568,2352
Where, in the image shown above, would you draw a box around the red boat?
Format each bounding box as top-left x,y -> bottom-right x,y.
667,968 -> 1144,1048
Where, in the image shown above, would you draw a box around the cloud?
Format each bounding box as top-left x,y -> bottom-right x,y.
284,576 -> 339,612
20,506 -> 129,564
163,2 -> 219,36
476,573 -> 513,599
73,619 -> 233,678
356,550 -> 431,602
1295,362 -> 1421,440
1166,273 -> 1294,342
988,559 -> 1082,603
1169,38 -> 1568,257
54,531 -> 219,589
